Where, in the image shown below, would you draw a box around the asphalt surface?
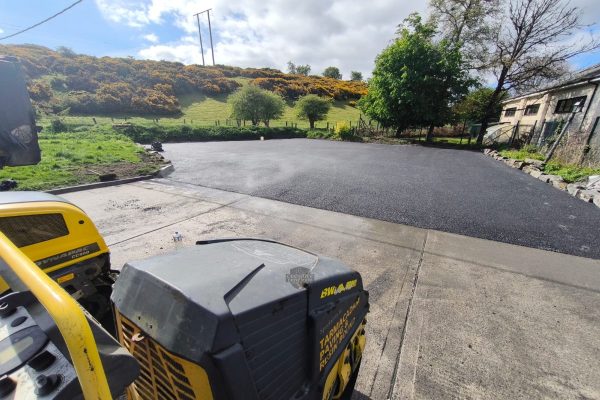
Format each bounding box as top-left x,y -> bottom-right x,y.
162,139 -> 600,259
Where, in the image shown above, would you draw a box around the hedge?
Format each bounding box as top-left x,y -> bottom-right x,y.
114,124 -> 307,144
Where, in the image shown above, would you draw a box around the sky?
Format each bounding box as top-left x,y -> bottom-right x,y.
0,0 -> 599,78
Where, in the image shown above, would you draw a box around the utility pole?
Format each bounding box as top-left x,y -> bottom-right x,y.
194,12 -> 205,66
194,9 -> 215,66
206,9 -> 215,66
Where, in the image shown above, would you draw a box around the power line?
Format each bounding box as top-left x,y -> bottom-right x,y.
0,0 -> 83,41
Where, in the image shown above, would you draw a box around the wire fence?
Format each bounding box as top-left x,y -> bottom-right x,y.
39,115 -> 368,131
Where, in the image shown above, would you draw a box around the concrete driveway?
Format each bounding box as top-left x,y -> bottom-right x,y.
161,139 -> 600,259
63,179 -> 600,400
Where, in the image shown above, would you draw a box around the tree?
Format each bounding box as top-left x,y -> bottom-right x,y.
287,61 -> 297,74
359,14 -> 472,141
323,66 -> 342,80
228,85 -> 284,126
261,91 -> 286,127
453,87 -> 507,123
467,0 -> 600,144
56,46 -> 77,58
350,71 -> 363,81
296,64 -> 311,76
296,94 -> 332,129
429,0 -> 500,69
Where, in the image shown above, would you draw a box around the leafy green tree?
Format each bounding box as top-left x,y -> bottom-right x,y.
350,71 -> 363,81
296,64 -> 311,76
261,91 -> 286,127
228,85 -> 285,126
359,14 -> 471,141
295,94 -> 332,129
323,66 -> 342,80
453,87 -> 506,123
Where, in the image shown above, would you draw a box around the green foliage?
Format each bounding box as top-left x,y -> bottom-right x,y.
27,80 -> 53,101
501,145 -> 600,182
38,98 -> 361,130
306,129 -> 336,139
453,87 -> 507,123
252,75 -> 366,100
50,119 -> 68,132
544,163 -> 600,183
323,66 -> 342,80
296,65 -> 311,76
116,124 -> 307,144
359,13 -> 472,137
287,61 -> 312,76
499,148 -> 544,161
334,122 -> 354,140
287,61 -> 297,74
350,71 -> 363,81
228,85 -> 285,126
2,45 -> 366,117
295,95 -> 332,129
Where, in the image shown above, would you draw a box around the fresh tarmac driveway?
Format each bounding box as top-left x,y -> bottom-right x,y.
162,139 -> 600,259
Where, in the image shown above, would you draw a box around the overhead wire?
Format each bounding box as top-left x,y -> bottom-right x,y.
0,0 -> 83,41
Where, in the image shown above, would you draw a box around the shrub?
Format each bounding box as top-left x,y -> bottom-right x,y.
115,124 -> 306,144
50,119 -> 68,132
306,129 -> 335,139
335,122 -> 354,141
28,81 -> 53,101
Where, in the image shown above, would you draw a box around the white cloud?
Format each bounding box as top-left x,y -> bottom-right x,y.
143,33 -> 159,43
0,28 -> 3,34
95,0 -> 428,77
95,0 -> 600,76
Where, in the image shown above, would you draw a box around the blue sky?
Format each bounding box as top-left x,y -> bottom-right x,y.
0,0 -> 599,77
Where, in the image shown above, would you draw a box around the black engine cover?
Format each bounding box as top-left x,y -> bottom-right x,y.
112,238 -> 369,400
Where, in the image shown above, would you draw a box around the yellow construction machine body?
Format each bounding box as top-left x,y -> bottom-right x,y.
0,192 -> 115,323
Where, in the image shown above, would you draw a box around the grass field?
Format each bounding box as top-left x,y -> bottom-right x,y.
38,87 -> 362,130
0,130 -> 160,190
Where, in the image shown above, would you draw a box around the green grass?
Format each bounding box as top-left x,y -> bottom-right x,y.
499,146 -> 545,161
499,146 -> 599,183
544,163 -> 600,183
0,129 -> 155,190
38,96 -> 362,130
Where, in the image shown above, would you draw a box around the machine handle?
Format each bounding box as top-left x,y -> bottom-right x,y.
0,231 -> 112,400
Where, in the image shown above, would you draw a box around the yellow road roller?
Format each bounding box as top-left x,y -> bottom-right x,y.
0,235 -> 369,399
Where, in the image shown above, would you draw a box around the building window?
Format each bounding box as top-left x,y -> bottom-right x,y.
524,104 -> 540,116
555,96 -> 587,114
504,107 -> 517,117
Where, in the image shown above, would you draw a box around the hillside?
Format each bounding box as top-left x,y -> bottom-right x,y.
0,45 -> 367,125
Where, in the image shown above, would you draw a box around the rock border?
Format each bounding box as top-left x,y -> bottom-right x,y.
483,149 -> 600,209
